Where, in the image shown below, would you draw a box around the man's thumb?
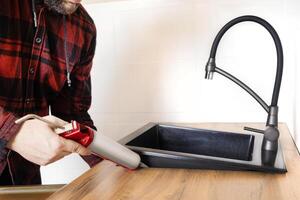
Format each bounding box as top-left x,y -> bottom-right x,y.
62,138 -> 92,156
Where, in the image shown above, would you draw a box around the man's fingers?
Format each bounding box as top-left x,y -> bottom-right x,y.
60,137 -> 92,156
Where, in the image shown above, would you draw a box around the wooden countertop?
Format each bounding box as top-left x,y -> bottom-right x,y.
0,184 -> 64,200
47,123 -> 300,200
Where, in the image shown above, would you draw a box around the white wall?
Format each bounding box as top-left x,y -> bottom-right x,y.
287,0 -> 300,152
41,0 -> 300,184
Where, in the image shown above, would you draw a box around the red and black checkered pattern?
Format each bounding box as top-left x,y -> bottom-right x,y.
0,0 -> 101,185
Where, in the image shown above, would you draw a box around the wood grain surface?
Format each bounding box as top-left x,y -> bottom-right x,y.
0,184 -> 64,200
47,123 -> 300,200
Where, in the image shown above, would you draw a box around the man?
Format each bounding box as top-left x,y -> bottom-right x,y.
0,0 -> 101,185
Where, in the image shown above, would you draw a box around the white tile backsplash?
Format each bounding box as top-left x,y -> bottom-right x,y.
86,0 -> 297,145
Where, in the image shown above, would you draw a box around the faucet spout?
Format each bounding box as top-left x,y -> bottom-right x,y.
207,15 -> 283,112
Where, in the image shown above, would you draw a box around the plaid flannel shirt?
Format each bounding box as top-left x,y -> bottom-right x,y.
0,0 -> 101,185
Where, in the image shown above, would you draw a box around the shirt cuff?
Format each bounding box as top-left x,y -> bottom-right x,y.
0,114 -> 22,174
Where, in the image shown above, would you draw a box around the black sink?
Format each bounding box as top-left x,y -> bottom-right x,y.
126,124 -> 254,161
119,123 -> 287,173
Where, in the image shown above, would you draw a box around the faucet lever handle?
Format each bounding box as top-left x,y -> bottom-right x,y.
244,126 -> 264,134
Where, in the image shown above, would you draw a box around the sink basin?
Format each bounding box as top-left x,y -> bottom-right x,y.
126,124 -> 254,161
119,123 -> 287,173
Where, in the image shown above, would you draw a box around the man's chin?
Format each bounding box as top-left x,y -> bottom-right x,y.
44,0 -> 80,15
61,1 -> 79,14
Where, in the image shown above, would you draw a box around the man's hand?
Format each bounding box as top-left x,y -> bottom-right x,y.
6,115 -> 91,166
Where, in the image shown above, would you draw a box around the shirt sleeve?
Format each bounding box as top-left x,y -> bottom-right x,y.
0,108 -> 22,174
50,30 -> 102,167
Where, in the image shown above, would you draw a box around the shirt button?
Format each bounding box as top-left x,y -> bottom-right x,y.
29,67 -> 35,75
35,37 -> 42,44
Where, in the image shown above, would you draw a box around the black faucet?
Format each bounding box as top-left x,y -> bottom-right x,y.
205,15 -> 284,165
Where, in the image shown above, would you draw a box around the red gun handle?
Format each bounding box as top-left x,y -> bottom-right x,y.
59,122 -> 94,147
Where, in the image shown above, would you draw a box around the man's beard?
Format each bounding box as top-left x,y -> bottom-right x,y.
44,0 -> 79,15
